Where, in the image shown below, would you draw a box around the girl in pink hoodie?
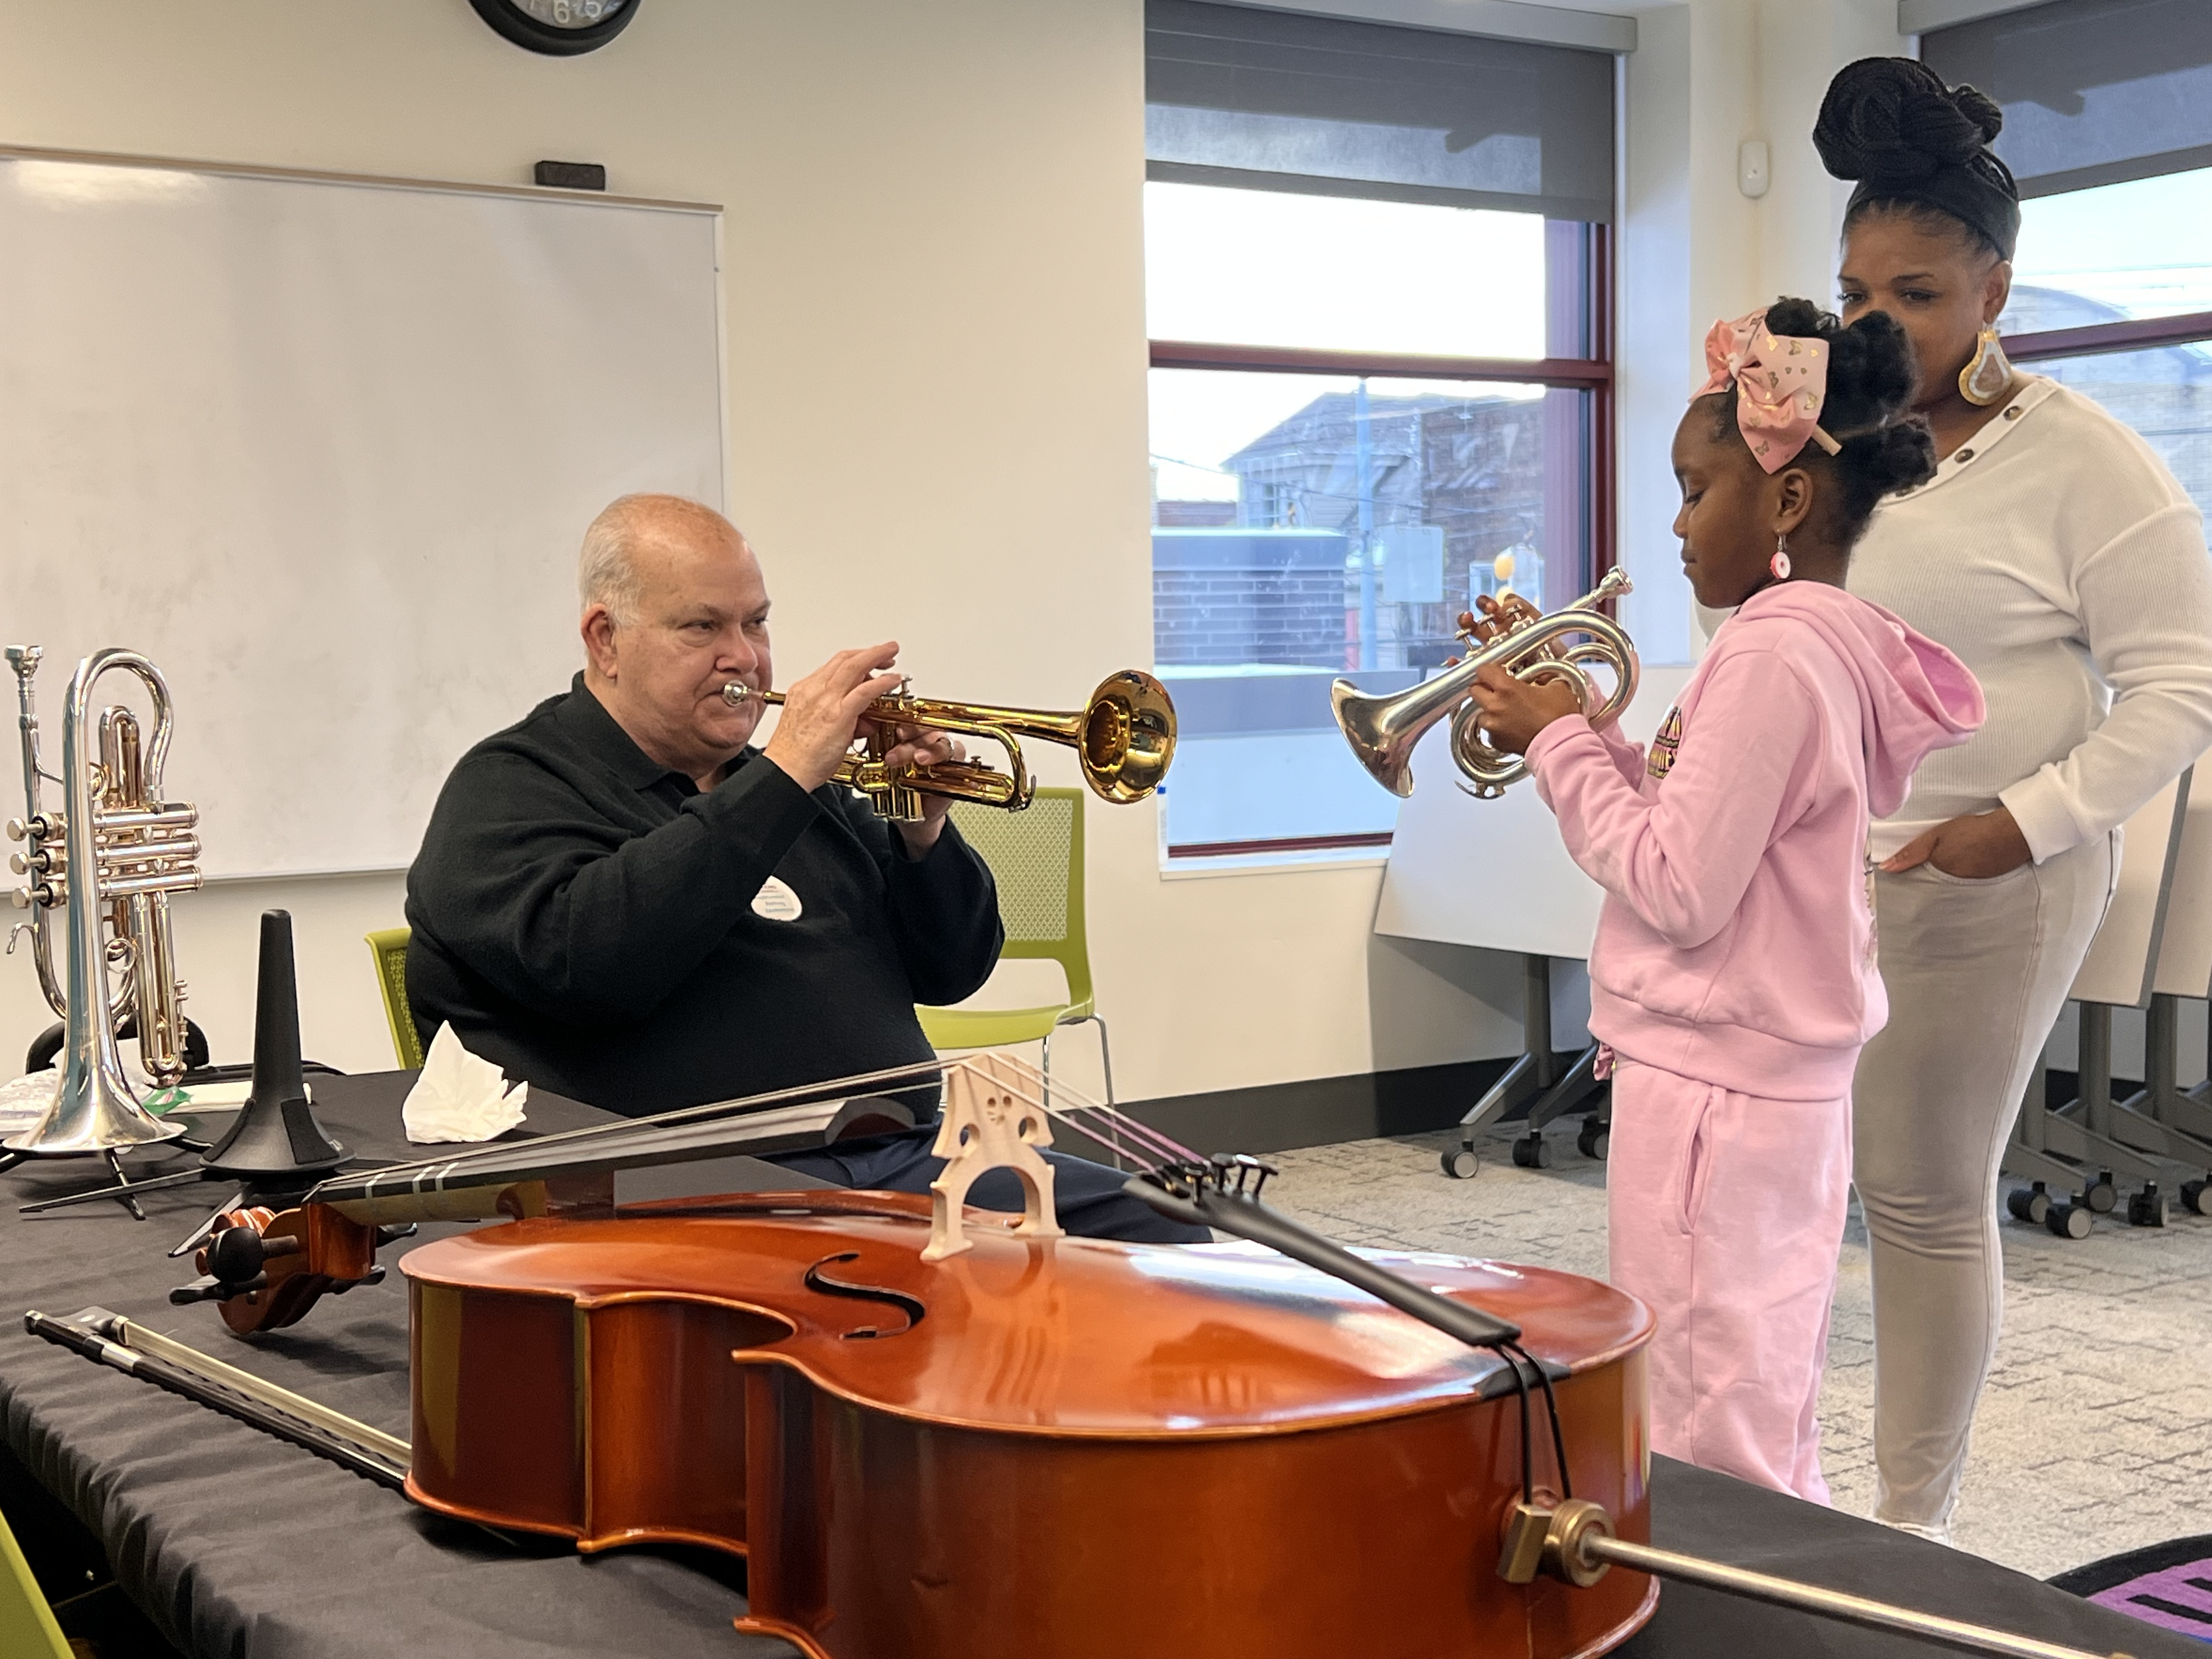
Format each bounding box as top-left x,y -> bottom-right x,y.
1470,298 -> 1984,1503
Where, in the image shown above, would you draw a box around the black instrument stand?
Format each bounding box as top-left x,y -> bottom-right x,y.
1440,954 -> 1610,1180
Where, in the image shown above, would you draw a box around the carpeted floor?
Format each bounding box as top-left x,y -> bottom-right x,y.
1262,1117 -> 2212,1583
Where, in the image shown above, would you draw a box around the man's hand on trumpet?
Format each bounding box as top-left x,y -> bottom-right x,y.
758,641 -> 964,851
868,714 -> 967,851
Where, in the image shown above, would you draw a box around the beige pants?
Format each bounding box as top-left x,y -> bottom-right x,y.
1850,832 -> 2117,1532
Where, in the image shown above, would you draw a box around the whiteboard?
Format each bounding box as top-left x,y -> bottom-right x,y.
0,148 -> 724,877
1373,664 -> 1695,957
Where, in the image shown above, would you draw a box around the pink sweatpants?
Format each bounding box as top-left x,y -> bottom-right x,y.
1606,1058 -> 1853,1504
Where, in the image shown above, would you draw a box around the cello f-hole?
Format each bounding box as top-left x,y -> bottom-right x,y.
803,1251 -> 926,1338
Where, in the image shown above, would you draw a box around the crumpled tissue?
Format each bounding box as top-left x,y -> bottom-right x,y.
402,1023 -> 528,1144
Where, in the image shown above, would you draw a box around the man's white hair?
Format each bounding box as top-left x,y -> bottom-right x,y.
578,494 -> 743,624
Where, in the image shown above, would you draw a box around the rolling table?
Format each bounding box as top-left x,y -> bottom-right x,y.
0,1071 -> 2185,1657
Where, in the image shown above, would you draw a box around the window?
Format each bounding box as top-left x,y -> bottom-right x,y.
1144,1 -> 1616,859
1928,1 -> 2212,493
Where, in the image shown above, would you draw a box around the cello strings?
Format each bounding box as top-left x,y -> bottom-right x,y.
980,1057 -> 1575,1510
953,1060 -> 1198,1176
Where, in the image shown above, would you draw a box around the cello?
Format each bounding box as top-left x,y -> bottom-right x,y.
100,1053 -> 2121,1659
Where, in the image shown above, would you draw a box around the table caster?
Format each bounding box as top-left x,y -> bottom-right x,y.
1511,1133 -> 1551,1170
2084,1171 -> 2119,1214
2128,1183 -> 2169,1228
1440,1147 -> 1481,1181
2181,1177 -> 2212,1217
1577,1117 -> 1609,1161
2045,1200 -> 2093,1240
2006,1182 -> 2051,1227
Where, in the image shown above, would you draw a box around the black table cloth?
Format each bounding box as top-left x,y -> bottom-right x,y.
0,1071 -> 2185,1657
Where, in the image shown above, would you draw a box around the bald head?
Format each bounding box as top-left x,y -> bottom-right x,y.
577,494 -> 775,786
579,493 -> 752,625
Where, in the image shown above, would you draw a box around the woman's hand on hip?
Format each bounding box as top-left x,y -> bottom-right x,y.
1881,808 -> 2033,879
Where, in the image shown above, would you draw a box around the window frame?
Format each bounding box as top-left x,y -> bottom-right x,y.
1149,221 -> 1616,861
2004,307 -> 2212,367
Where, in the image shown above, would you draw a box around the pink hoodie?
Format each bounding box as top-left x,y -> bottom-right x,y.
1523,582 -> 1984,1100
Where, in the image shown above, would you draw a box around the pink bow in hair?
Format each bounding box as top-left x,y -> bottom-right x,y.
1696,310 -> 1843,473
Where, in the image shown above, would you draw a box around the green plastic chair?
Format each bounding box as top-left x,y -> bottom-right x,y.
365,927 -> 425,1070
0,1509 -> 72,1659
917,788 -> 1114,1103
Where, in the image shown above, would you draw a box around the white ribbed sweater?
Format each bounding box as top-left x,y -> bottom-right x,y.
1848,376 -> 2212,863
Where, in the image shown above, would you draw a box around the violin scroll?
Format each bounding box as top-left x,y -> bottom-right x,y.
170,1204 -> 407,1335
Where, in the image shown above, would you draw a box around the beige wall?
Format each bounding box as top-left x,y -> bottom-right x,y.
0,0 -> 1931,1108
0,0 -> 1518,1102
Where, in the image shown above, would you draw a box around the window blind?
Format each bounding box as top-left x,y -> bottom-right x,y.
1923,0 -> 2212,197
1144,0 -> 1616,222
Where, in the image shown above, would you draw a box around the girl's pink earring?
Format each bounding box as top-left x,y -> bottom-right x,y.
1770,533 -> 1792,581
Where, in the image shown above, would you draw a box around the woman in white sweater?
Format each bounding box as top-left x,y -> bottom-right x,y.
1816,58 -> 2212,1542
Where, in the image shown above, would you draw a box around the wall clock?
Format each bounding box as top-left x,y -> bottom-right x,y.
468,0 -> 638,56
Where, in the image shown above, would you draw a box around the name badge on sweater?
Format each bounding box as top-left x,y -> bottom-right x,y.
752,877 -> 804,922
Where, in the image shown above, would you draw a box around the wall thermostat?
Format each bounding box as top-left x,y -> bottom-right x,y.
1739,139 -> 1771,200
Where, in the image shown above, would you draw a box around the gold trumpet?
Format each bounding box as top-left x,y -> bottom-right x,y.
721,670 -> 1176,821
1332,568 -> 1639,800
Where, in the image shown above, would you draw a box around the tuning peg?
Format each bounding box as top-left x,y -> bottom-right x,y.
168,1273 -> 265,1306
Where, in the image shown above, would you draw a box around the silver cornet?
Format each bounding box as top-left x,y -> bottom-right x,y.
5,647 -> 202,1161
1331,568 -> 1639,800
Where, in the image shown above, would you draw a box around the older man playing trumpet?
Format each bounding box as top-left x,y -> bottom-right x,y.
405,493 -> 1202,1242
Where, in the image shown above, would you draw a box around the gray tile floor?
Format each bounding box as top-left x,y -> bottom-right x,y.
1262,1119 -> 2212,1582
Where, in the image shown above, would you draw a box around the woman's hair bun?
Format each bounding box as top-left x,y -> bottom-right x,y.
1814,57 -> 2002,185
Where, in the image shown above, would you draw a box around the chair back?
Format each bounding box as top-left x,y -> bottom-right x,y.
364,927 -> 425,1070
945,788 -> 1091,1008
0,1510 -> 71,1659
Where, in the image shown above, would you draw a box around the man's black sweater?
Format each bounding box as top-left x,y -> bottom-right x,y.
403,675 -> 1003,1118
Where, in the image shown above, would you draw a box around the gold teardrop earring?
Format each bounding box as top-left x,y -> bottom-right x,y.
1959,325 -> 2012,406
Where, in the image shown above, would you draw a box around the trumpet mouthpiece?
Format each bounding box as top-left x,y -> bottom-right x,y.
719,682 -> 753,708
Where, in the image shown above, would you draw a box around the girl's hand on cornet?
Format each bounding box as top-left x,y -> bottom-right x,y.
1457,591 -> 1543,650
1468,663 -> 1583,755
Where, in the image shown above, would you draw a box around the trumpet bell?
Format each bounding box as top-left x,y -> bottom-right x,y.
1077,671 -> 1176,804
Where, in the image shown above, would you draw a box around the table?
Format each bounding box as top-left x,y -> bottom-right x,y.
0,1072 -> 2186,1658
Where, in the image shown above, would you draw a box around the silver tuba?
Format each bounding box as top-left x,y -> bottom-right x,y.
5,648 -> 202,1158
1331,568 -> 1639,800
